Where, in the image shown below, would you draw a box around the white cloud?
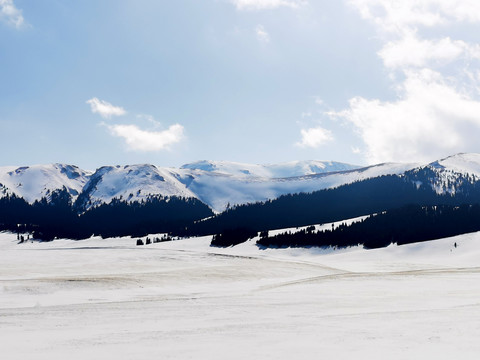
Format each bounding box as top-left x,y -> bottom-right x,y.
255,25 -> 270,43
378,33 -> 472,69
296,126 -> 334,148
351,0 -> 480,71
90,101 -> 185,151
86,98 -> 126,119
330,70 -> 480,164
337,0 -> 480,164
0,0 -> 24,28
107,123 -> 185,152
349,0 -> 480,34
232,0 -> 305,11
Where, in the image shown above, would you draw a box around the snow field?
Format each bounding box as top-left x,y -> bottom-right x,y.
1,230 -> 480,359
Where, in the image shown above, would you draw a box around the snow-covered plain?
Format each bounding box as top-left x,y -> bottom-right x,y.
2,228 -> 480,359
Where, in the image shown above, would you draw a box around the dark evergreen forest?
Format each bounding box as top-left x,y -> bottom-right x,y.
2,169 -> 480,244
257,204 -> 480,249
185,171 -> 480,238
0,189 -> 213,240
210,227 -> 258,247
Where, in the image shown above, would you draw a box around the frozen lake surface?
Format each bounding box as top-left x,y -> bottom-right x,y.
1,230 -> 480,359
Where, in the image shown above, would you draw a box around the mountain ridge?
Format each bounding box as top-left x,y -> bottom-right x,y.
0,153 -> 478,212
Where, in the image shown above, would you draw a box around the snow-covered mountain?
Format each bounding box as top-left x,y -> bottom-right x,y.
0,164 -> 91,203
172,162 -> 418,212
2,154 -> 480,212
0,160 -> 366,211
180,160 -> 360,178
74,164 -> 197,210
405,153 -> 480,196
432,153 -> 480,176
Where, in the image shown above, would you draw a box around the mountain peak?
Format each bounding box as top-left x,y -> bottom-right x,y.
0,163 -> 91,203
429,153 -> 480,177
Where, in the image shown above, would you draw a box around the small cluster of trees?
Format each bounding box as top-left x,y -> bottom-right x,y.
16,232 -> 30,243
136,234 -> 173,246
210,227 -> 258,247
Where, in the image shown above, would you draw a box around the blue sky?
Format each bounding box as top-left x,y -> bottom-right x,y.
2,0 -> 480,169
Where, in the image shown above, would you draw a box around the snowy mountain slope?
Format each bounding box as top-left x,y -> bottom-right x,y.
405,153 -> 480,195
0,164 -> 91,203
75,164 -> 198,210
71,160 -> 369,212
432,153 -> 480,176
180,160 -> 360,178
0,160 -> 361,210
173,162 -> 419,212
155,154 -> 480,211
4,153 -> 480,212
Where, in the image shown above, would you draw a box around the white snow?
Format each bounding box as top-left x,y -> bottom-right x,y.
173,162 -> 419,212
4,153 -> 480,212
82,164 -> 197,209
416,153 -> 480,195
2,229 -> 480,359
0,164 -> 91,203
0,160 -> 365,211
435,153 -> 480,177
180,159 -> 360,178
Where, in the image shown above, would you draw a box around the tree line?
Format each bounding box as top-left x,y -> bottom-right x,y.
3,168 -> 480,244
257,204 -> 480,249
0,188 -> 213,240
189,170 -> 480,239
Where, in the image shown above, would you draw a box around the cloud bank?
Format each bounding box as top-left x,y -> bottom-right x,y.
349,0 -> 480,34
330,0 -> 480,164
331,69 -> 480,164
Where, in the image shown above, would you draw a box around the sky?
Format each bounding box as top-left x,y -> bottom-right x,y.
2,0 -> 480,169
